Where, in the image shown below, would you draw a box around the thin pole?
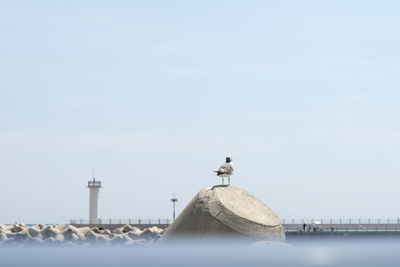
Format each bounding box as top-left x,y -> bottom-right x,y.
170,193 -> 178,222
173,201 -> 176,221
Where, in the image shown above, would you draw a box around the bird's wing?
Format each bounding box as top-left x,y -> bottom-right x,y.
217,163 -> 234,174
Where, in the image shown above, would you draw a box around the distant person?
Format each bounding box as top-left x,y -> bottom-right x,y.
303,223 -> 307,232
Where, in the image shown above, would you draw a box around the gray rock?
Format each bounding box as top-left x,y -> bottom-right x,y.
55,224 -> 67,231
91,227 -> 101,234
0,233 -> 8,241
10,224 -> 24,233
97,234 -> 111,243
112,228 -> 123,234
140,229 -> 157,241
0,224 -> 6,230
122,224 -> 134,233
110,234 -> 125,244
85,231 -> 98,242
6,232 -> 16,239
102,229 -> 112,236
70,233 -> 80,241
41,226 -> 60,239
62,225 -> 85,241
127,232 -> 142,240
162,185 -> 285,241
122,235 -> 133,244
14,230 -> 30,241
28,227 -> 41,238
54,233 -> 64,242
77,227 -> 92,236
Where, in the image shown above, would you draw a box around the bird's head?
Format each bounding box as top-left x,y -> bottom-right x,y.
226,156 -> 232,163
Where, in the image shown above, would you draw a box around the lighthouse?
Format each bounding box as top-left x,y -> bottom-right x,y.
88,177 -> 101,224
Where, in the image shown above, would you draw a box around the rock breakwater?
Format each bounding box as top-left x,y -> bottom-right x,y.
0,223 -> 163,246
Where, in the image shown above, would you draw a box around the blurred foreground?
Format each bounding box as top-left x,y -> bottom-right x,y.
0,237 -> 400,266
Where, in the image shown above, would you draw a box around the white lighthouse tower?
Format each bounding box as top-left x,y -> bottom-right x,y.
88,177 -> 101,224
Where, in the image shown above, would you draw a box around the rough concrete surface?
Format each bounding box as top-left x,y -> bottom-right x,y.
0,223 -> 163,246
162,185 -> 285,241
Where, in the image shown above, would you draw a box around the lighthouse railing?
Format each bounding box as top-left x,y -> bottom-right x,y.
88,180 -> 101,187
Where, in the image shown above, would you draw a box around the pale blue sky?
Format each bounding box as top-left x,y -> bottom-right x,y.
1,1 -> 400,223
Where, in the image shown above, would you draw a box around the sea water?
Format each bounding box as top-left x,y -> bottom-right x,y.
0,237 -> 399,267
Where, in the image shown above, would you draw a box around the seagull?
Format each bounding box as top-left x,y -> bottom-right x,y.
214,156 -> 234,185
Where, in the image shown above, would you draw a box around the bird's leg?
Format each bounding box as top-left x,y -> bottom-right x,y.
228,176 -> 230,185
222,177 -> 224,185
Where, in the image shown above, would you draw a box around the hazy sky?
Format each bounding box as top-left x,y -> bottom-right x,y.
1,1 -> 400,223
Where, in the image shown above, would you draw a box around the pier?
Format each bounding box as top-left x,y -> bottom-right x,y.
69,218 -> 400,236
282,218 -> 400,239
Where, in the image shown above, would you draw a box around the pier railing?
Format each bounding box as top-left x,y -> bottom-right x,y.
281,218 -> 400,225
281,218 -> 400,233
69,218 -> 170,225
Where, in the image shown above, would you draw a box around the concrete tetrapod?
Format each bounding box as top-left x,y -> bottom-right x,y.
162,185 -> 285,241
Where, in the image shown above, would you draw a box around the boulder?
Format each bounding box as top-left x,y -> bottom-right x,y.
112,228 -> 123,234
122,235 -> 133,244
62,225 -> 85,241
148,226 -> 163,234
68,233 -> 80,241
140,229 -> 158,241
5,232 -> 16,239
0,233 -> 8,241
91,227 -> 101,234
55,233 -> 65,242
77,227 -> 92,236
127,231 -> 142,240
131,227 -> 143,235
10,224 -> 24,233
103,229 -> 112,235
13,229 -> 30,241
110,234 -> 125,244
41,226 -> 60,239
85,231 -> 98,242
28,227 -> 41,238
162,185 -> 285,241
122,224 -> 135,233
55,224 -> 67,232
97,234 -> 111,243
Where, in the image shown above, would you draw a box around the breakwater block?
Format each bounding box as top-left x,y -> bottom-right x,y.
162,185 -> 285,241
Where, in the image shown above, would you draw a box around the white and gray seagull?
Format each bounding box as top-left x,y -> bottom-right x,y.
214,156 -> 234,185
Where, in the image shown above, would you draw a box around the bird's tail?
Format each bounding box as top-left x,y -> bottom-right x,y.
213,171 -> 218,173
